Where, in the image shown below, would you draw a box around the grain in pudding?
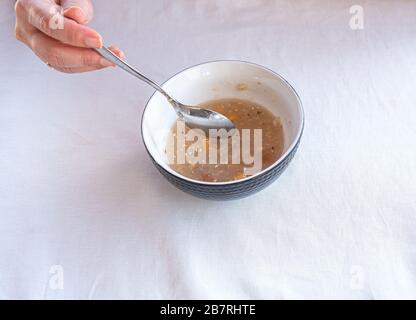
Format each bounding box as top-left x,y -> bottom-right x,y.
166,98 -> 284,182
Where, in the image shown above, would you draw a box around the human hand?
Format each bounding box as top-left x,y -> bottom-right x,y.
15,0 -> 124,73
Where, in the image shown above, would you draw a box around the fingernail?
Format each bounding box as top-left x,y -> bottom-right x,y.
100,58 -> 114,67
85,37 -> 102,48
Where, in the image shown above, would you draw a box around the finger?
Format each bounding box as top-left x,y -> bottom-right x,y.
30,31 -> 123,70
25,0 -> 102,48
61,0 -> 93,24
108,46 -> 125,60
53,46 -> 124,72
14,0 -> 38,45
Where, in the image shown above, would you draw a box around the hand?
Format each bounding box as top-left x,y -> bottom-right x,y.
14,0 -> 124,73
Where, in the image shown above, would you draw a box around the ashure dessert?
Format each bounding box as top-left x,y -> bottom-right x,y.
165,98 -> 284,182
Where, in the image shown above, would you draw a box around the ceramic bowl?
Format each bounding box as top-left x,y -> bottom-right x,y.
141,60 -> 304,200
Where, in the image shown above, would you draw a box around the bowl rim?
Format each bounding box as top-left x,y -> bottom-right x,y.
141,59 -> 305,186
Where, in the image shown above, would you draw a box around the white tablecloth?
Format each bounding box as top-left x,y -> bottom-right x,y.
1,0 -> 416,299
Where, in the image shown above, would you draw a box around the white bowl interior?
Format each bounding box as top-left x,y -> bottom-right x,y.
142,61 -> 303,184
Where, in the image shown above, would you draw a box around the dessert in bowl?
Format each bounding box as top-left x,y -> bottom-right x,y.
141,60 -> 304,200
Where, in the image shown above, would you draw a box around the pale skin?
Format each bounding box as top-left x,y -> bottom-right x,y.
14,0 -> 124,73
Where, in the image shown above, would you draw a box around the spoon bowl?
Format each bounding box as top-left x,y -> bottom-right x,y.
174,104 -> 235,132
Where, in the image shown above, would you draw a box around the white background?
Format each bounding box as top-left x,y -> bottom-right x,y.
1,0 -> 416,299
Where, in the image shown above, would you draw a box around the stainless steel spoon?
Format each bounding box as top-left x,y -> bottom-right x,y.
95,47 -> 235,132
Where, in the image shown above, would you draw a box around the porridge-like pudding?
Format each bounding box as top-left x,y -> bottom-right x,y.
165,98 -> 284,182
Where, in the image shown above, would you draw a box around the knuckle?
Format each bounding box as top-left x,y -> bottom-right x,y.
38,14 -> 49,33
30,37 -> 43,58
29,35 -> 49,64
64,27 -> 83,46
82,53 -> 99,66
46,46 -> 64,67
27,5 -> 37,26
27,4 -> 51,34
14,0 -> 25,16
14,25 -> 24,42
65,28 -> 76,44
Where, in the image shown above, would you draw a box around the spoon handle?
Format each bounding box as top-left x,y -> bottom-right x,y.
95,47 -> 170,99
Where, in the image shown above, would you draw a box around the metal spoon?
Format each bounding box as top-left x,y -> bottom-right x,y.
95,47 -> 235,132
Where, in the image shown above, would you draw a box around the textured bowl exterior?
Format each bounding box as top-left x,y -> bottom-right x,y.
148,139 -> 301,200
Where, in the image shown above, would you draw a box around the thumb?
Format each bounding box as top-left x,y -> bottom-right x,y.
61,0 -> 94,24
